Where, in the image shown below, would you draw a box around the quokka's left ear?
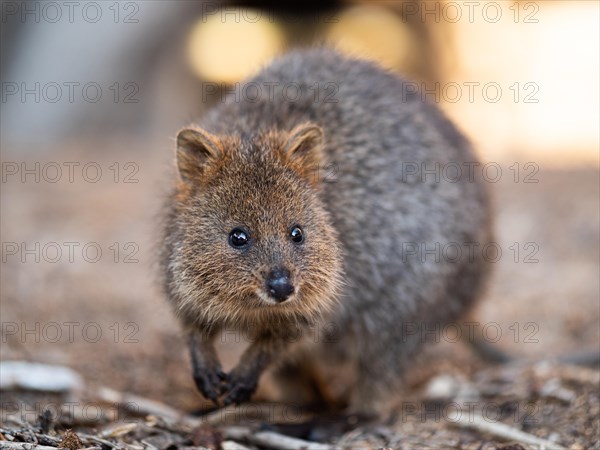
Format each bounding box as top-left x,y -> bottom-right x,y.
282,123 -> 325,186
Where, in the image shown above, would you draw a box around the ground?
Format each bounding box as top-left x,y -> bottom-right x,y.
1,138 -> 598,449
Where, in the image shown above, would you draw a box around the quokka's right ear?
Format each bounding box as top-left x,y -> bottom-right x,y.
176,127 -> 223,183
282,123 -> 324,186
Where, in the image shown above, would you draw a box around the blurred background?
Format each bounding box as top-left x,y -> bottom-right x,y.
1,0 -> 599,410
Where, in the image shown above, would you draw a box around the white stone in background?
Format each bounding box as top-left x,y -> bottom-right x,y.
221,441 -> 252,450
0,361 -> 84,392
424,374 -> 460,399
424,373 -> 478,402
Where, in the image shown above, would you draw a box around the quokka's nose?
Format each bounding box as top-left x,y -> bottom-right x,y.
266,269 -> 294,302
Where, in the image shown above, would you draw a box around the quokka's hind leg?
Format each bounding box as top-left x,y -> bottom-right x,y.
270,360 -> 345,412
267,360 -> 375,441
345,328 -> 424,419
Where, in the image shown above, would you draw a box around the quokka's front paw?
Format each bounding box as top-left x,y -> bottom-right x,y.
221,366 -> 260,406
192,364 -> 227,404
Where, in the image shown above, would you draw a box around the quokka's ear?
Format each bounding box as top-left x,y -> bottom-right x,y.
283,123 -> 324,185
176,127 -> 223,182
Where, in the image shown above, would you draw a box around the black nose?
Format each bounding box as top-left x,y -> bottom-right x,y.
266,269 -> 294,302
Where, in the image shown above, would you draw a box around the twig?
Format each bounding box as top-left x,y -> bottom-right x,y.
251,432 -> 334,450
200,403 -> 308,426
95,387 -> 183,421
453,414 -> 567,450
76,432 -> 120,449
93,387 -> 203,429
223,427 -> 334,450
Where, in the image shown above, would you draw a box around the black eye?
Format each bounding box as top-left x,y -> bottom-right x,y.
229,228 -> 249,247
290,226 -> 304,244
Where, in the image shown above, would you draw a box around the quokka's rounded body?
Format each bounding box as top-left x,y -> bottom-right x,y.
162,48 -> 492,414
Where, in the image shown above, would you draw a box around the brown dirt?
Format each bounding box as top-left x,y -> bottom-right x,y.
1,139 -> 598,449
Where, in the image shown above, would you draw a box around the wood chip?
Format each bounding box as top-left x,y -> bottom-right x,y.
0,444 -> 60,450
98,423 -> 138,439
453,414 -> 567,450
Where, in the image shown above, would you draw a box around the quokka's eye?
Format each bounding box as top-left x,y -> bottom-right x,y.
290,226 -> 304,244
229,228 -> 249,247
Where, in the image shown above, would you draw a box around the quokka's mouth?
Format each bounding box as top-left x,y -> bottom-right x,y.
254,288 -> 297,306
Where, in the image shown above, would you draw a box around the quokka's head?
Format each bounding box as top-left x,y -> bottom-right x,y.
166,123 -> 344,328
